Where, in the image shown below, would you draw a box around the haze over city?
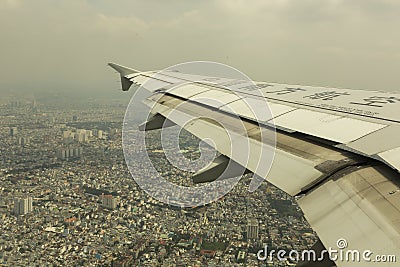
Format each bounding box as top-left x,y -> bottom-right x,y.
1,0 -> 400,96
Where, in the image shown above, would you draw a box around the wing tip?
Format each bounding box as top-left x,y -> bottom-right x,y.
108,62 -> 140,76
108,62 -> 138,91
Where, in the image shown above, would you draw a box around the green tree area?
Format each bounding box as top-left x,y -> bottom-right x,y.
201,241 -> 227,251
269,199 -> 300,217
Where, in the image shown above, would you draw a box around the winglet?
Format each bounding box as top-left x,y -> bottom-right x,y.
108,63 -> 139,76
108,63 -> 140,91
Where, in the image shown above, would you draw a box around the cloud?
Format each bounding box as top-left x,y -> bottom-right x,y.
0,0 -> 399,94
0,0 -> 21,9
93,13 -> 149,34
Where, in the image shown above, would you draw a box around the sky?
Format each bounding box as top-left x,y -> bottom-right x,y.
1,0 -> 400,96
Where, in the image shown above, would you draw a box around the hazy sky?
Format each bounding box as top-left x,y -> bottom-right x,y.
1,0 -> 399,95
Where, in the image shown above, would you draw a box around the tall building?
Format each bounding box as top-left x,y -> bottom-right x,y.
246,218 -> 259,240
97,130 -> 103,139
9,127 -> 18,137
72,147 -> 83,158
75,129 -> 89,143
56,147 -> 83,160
100,194 -> 118,210
10,101 -> 21,107
13,197 -> 33,215
17,137 -> 30,146
63,130 -> 73,144
78,133 -> 88,142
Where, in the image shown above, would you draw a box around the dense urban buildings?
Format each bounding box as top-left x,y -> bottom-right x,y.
0,93 -> 317,266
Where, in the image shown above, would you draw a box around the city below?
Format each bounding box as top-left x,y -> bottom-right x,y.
0,93 -> 317,266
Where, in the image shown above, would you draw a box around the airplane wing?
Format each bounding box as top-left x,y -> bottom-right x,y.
109,63 -> 400,267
